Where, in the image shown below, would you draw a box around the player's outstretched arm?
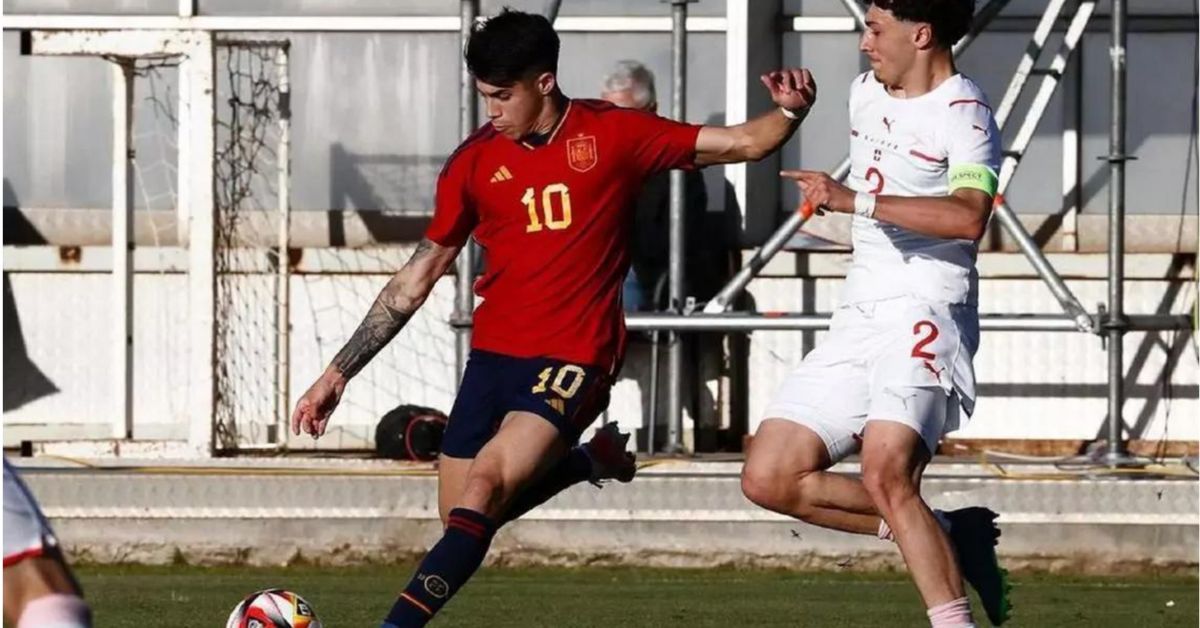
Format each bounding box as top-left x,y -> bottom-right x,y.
291,238 -> 460,438
694,68 -> 816,166
781,169 -> 993,240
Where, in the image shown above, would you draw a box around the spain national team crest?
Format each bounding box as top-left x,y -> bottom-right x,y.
567,135 -> 598,173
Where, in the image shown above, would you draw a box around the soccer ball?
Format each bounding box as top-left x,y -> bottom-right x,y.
226,589 -> 322,628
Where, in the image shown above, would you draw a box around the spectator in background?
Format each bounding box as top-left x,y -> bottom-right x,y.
601,60 -> 721,312
601,61 -> 736,454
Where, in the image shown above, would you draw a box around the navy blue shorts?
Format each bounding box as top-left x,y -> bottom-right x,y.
441,350 -> 612,459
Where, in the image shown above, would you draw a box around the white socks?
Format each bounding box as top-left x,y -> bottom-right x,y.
16,594 -> 91,628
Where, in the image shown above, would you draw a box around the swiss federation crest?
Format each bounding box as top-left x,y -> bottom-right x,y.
566,135 -> 598,173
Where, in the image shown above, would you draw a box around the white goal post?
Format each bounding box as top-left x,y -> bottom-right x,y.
22,29 -> 291,455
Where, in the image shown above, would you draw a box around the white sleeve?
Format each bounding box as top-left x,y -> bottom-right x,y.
944,99 -> 1001,172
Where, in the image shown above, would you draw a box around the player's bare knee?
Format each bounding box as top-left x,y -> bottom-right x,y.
861,464 -> 917,513
739,464 -> 772,507
457,470 -> 508,517
740,464 -> 789,512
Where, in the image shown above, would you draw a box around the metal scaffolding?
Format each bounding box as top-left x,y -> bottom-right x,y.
621,1 -> 1192,460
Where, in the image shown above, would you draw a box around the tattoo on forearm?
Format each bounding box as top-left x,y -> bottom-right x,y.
411,238 -> 434,261
329,240 -> 437,379
332,300 -> 411,379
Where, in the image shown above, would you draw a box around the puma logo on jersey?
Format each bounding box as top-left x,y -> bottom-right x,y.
971,124 -> 989,136
922,360 -> 945,382
489,165 -> 514,183
882,117 -> 894,133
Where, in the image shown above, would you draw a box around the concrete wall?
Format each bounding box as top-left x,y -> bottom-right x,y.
16,461 -> 1198,571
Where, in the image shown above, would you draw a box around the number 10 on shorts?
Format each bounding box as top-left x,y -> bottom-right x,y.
531,364 -> 586,399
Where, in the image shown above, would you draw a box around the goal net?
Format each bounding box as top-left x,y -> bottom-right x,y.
23,29 -> 460,454
128,37 -> 292,451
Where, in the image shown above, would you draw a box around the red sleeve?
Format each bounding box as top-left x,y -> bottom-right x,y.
424,145 -> 478,248
616,108 -> 703,175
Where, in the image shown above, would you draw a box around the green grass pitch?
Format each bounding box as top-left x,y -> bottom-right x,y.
77,564 -> 1197,627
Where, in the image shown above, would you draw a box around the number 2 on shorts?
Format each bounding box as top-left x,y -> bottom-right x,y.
911,320 -> 939,360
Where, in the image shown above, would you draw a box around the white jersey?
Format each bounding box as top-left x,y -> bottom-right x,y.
841,72 -> 1001,307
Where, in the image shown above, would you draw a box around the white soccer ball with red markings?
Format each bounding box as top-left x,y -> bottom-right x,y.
226,589 -> 322,628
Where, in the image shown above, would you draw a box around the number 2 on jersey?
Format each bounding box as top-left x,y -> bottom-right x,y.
524,183 -> 573,233
865,167 -> 885,194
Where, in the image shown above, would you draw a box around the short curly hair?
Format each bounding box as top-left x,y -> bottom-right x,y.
869,0 -> 975,49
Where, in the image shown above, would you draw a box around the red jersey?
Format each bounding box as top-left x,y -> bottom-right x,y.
425,99 -> 702,371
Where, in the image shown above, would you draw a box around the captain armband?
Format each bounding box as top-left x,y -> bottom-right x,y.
948,163 -> 999,197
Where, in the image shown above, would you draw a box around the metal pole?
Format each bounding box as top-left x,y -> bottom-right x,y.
836,0 -> 867,28
665,0 -> 690,454
543,0 -> 563,23
993,0 -> 1069,128
704,160 -> 848,314
112,60 -> 134,440
1105,0 -> 1131,465
454,0 -> 479,381
274,44 -> 292,446
1061,10 -> 1083,253
991,201 -> 1093,331
952,0 -> 1011,52
704,1 -> 1004,315
648,329 -> 659,455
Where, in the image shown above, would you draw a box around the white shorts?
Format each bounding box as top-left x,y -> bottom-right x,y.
4,458 -> 59,567
764,296 -> 979,462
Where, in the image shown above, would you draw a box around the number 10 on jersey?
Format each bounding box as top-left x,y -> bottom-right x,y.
524,183 -> 573,233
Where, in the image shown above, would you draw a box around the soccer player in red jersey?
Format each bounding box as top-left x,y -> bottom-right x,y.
291,9 -> 815,626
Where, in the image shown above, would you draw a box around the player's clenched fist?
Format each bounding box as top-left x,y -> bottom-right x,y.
761,68 -> 817,118
780,169 -> 855,216
290,372 -> 346,439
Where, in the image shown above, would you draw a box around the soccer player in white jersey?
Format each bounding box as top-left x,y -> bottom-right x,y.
740,1 -> 1010,627
4,458 -> 93,628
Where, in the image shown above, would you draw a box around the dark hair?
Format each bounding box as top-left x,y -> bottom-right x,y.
465,8 -> 560,86
869,0 -> 974,49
